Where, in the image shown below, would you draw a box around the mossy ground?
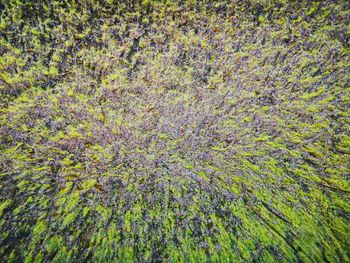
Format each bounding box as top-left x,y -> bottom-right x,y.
0,1 -> 349,262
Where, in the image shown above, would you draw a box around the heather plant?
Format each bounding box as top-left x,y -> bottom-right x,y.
0,0 -> 349,262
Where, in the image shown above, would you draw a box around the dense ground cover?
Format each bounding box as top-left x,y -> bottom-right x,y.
0,0 -> 349,262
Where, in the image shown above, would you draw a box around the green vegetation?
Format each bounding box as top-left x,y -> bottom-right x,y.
0,0 -> 349,262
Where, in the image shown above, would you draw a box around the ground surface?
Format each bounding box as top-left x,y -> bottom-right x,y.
0,1 -> 349,262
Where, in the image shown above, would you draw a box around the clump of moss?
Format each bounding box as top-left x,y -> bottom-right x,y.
0,1 -> 349,262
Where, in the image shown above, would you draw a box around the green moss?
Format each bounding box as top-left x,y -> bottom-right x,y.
0,0 -> 349,262
0,200 -> 12,216
61,212 -> 78,229
81,179 -> 97,190
33,221 -> 47,237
